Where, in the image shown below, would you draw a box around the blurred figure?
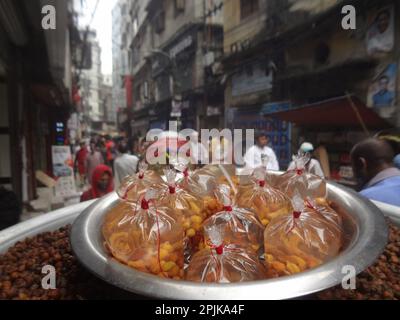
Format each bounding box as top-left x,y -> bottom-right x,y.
187,130 -> 209,165
373,75 -> 395,108
244,131 -> 279,171
85,141 -> 104,184
74,140 -> 88,187
113,140 -> 140,189
351,138 -> 400,206
105,135 -> 116,168
288,142 -> 325,178
0,186 -> 21,231
80,165 -> 114,202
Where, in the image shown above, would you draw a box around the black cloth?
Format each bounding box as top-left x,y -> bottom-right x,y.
0,187 -> 21,231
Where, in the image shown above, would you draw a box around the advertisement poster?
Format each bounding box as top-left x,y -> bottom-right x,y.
366,6 -> 394,55
52,146 -> 76,197
367,63 -> 397,119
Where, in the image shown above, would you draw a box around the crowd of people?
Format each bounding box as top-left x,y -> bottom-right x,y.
73,131 -> 400,209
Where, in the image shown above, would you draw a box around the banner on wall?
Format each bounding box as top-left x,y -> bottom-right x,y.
52,146 -> 76,197
366,6 -> 394,55
367,63 -> 397,119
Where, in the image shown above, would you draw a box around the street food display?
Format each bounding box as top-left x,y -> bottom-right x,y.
236,167 -> 292,227
102,189 -> 184,279
275,152 -> 327,199
102,161 -> 347,283
186,226 -> 267,282
264,194 -> 342,276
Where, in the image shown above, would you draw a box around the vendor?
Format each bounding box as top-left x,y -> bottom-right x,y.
351,138 -> 400,207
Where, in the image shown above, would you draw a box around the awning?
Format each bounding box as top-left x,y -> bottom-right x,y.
265,95 -> 389,129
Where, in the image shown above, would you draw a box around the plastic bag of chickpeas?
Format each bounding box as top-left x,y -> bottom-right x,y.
186,225 -> 267,283
156,169 -> 205,260
236,167 -> 292,227
202,185 -> 264,253
264,193 -> 342,277
274,152 -> 327,199
116,162 -> 165,204
103,189 -> 185,279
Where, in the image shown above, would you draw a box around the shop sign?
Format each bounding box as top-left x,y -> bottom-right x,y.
51,146 -> 76,197
232,61 -> 273,96
169,35 -> 194,59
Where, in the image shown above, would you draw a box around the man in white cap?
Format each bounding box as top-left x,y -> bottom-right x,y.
288,142 -> 325,177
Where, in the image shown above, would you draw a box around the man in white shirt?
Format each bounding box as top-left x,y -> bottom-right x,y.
288,142 -> 325,178
113,141 -> 140,189
244,132 -> 280,171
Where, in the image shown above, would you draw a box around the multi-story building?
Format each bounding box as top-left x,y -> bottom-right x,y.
123,0 -> 224,137
80,29 -> 103,131
223,0 -> 399,182
112,0 -> 130,133
100,74 -> 116,132
0,0 -> 77,202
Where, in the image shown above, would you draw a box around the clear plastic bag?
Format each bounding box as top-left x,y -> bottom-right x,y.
264,193 -> 342,276
202,185 -> 264,253
186,225 -> 267,283
275,152 -> 326,199
157,169 -> 206,256
116,162 -> 164,204
102,189 -> 185,279
236,167 -> 292,227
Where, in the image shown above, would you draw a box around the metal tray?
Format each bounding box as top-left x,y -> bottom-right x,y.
70,181 -> 388,300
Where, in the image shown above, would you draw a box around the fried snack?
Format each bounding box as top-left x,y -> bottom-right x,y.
202,185 -> 264,253
157,169 -> 206,259
116,162 -> 164,204
186,226 -> 267,283
236,167 -> 292,227
264,193 -> 342,276
305,197 -> 343,227
274,152 -> 326,199
103,189 -> 184,279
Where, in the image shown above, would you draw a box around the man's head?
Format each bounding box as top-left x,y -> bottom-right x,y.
118,141 -> 129,154
255,131 -> 269,148
89,140 -> 96,152
300,142 -> 314,154
97,171 -> 111,192
80,140 -> 86,147
378,75 -> 389,92
376,10 -> 390,34
351,138 -> 394,187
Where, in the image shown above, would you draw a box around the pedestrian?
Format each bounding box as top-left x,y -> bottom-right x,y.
187,130 -> 209,166
288,142 -> 325,178
80,164 -> 114,202
85,141 -> 104,184
244,131 -> 280,171
351,138 -> 400,207
105,135 -> 116,168
113,140 -> 140,189
74,140 -> 88,187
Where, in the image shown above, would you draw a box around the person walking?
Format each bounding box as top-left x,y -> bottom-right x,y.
74,140 -> 88,187
85,141 -> 104,184
351,138 -> 400,207
113,141 -> 140,189
244,131 -> 280,171
80,164 -> 114,202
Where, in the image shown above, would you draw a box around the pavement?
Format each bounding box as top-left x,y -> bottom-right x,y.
20,182 -> 87,222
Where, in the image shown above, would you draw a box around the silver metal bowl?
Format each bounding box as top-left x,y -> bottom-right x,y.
70,181 -> 388,300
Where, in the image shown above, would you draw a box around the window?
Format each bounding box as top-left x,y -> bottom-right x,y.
154,11 -> 165,34
175,0 -> 185,15
240,0 -> 258,20
144,81 -> 149,99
